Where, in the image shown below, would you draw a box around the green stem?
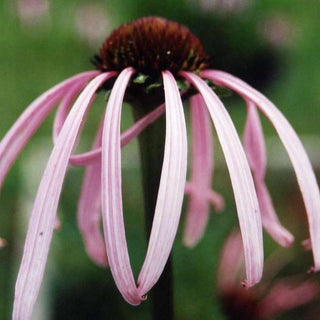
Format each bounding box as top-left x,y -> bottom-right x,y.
133,105 -> 174,320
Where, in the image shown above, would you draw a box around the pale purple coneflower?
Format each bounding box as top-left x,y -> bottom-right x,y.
217,230 -> 319,319
0,16 -> 319,319
16,0 -> 49,26
194,0 -> 250,14
74,3 -> 111,49
259,14 -> 294,48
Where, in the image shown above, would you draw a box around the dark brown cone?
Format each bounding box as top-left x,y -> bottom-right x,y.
95,16 -> 209,75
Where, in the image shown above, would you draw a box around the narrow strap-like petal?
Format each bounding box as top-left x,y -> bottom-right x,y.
302,238 -> 312,251
244,101 -> 294,247
54,215 -> 61,231
101,67 -> 142,305
184,182 -> 224,212
120,103 -> 165,147
258,278 -> 319,318
0,237 -> 7,248
137,71 -> 188,296
13,72 -> 113,320
0,71 -> 99,192
52,82 -> 88,142
243,101 -> 266,177
53,83 -> 105,265
256,183 -> 294,248
203,69 -> 320,271
77,121 -> 107,267
181,71 -> 263,287
217,230 -> 244,291
183,94 -> 224,247
206,189 -> 225,209
69,103 -> 165,166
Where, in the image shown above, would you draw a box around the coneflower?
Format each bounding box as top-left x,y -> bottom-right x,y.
0,16 -> 319,320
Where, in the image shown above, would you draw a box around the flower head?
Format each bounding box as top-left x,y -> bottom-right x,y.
1,16 -> 320,319
94,16 -> 209,75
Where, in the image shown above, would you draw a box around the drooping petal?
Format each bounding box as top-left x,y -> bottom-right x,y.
181,71 -> 263,287
120,103 -> 165,148
302,238 -> 312,251
69,103 -> 165,166
206,189 -> 225,210
137,71 -> 188,296
52,83 -> 88,142
183,94 -> 224,247
184,183 -> 224,212
203,70 -> 320,271
243,100 -> 266,177
256,183 -> 294,247
53,215 -> 61,231
77,120 -> 107,267
0,71 -> 99,192
101,67 -> 142,305
0,237 -> 7,248
77,101 -> 162,257
244,101 -> 294,247
217,230 -> 244,291
258,278 -> 319,318
53,84 -> 105,265
13,72 -> 113,320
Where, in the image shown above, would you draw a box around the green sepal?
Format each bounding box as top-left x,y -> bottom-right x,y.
104,90 -> 111,101
205,79 -> 233,98
213,85 -> 233,98
176,79 -> 189,91
133,73 -> 150,84
146,82 -> 162,93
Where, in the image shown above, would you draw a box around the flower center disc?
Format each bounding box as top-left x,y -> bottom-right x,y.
96,16 -> 209,75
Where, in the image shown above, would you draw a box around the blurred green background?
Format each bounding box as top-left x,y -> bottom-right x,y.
0,0 -> 320,319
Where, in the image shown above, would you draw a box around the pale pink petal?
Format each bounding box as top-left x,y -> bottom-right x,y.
217,230 -> 244,291
17,0 -> 49,24
258,279 -> 319,318
181,71 -> 263,287
53,215 -> 61,231
183,94 -> 224,247
137,71 -> 188,296
243,101 -> 266,176
69,103 -> 165,166
244,100 -> 294,247
120,103 -> 165,147
0,71 -> 99,192
184,182 -> 225,211
101,67 -> 142,305
52,83 -> 87,142
68,146 -> 101,166
302,238 -> 312,251
206,189 -> 225,211
0,237 -> 7,248
203,70 -> 320,270
256,183 -> 294,247
184,182 -> 193,195
77,121 -> 107,267
13,72 -> 113,320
